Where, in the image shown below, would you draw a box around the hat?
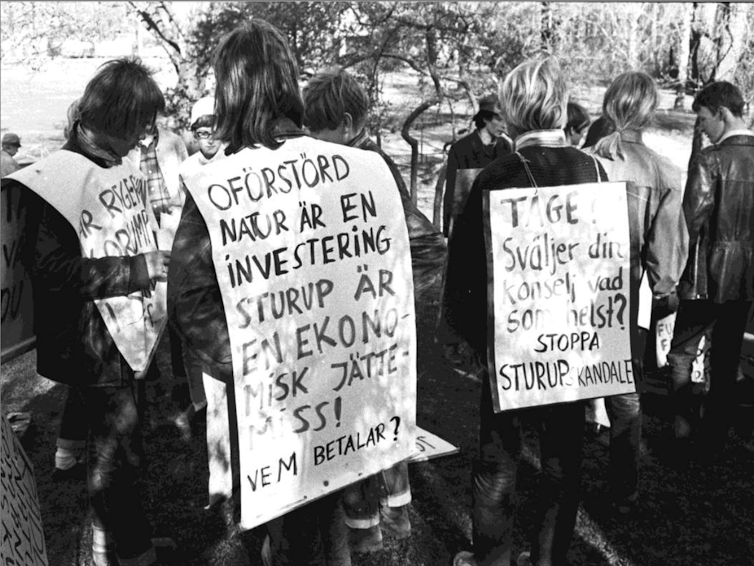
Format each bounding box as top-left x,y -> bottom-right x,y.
190,97 -> 215,128
474,94 -> 500,119
2,133 -> 21,146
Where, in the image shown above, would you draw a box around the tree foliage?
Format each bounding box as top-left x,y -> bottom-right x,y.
1,1 -> 128,68
4,2 -> 754,182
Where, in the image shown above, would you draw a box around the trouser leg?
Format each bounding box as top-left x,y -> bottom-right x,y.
471,374 -> 521,566
703,301 -> 751,442
531,402 -> 584,566
85,383 -> 153,561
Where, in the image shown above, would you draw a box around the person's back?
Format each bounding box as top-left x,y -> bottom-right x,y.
664,81 -> 754,458
586,71 -> 688,515
681,132 -> 754,303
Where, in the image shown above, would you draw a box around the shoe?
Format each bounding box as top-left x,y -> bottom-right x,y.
350,525 -> 383,554
52,461 -> 86,481
453,550 -> 477,566
517,551 -> 534,566
380,505 -> 411,539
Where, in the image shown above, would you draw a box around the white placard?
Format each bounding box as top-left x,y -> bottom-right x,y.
485,182 -> 635,411
6,152 -> 166,371
1,416 -> 48,566
183,137 -> 417,530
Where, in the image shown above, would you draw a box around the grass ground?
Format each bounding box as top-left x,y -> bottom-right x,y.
3,286 -> 754,566
3,57 -> 754,566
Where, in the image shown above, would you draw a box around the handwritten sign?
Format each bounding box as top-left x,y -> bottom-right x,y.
183,137 -> 417,530
484,182 -> 634,411
1,185 -> 36,361
6,152 -> 166,371
1,416 -> 48,566
656,312 -> 709,387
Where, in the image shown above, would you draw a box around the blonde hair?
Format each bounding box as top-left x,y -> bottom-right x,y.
594,71 -> 657,160
498,57 -> 568,134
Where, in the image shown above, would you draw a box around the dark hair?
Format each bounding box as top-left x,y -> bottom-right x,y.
191,115 -> 214,131
303,68 -> 369,132
565,101 -> 591,135
213,20 -> 304,150
473,110 -> 496,130
77,58 -> 164,139
692,81 -> 744,118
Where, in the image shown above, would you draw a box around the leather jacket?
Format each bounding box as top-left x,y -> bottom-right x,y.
589,130 -> 689,300
4,133 -> 152,387
678,134 -> 754,302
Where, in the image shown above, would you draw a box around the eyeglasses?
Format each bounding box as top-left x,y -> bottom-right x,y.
194,130 -> 214,140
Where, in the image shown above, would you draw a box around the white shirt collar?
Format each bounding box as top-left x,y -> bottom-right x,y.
513,129 -> 568,151
717,129 -> 754,145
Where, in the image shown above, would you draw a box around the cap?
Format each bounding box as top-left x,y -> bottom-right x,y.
2,133 -> 21,146
190,97 -> 215,129
476,94 -> 500,116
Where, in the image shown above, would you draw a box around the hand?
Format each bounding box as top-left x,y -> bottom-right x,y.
144,250 -> 171,281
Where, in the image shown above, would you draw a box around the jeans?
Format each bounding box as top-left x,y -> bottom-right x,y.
604,393 -> 641,501
266,491 -> 350,566
57,385 -> 88,454
84,381 -> 154,562
667,299 -> 751,440
603,326 -> 646,502
471,372 -> 584,566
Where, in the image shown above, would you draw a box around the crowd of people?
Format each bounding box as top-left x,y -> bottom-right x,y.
2,16 -> 753,566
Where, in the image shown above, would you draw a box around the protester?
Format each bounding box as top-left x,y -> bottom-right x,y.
1,132 -> 22,176
666,81 -> 754,458
564,101 -> 591,147
181,96 -> 227,173
303,67 -> 446,553
51,102 -> 89,482
168,20 -> 418,566
439,94 -> 512,365
177,95 -> 229,509
3,58 -> 176,566
442,93 -> 512,238
131,121 -> 188,225
586,71 -> 689,514
445,57 -> 607,566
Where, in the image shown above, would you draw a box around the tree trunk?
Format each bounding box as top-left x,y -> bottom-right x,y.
401,99 -> 439,204
674,3 -> 692,109
433,164 -> 446,231
713,2 -> 747,82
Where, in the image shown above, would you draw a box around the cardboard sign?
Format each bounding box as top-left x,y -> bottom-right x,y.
183,137 -> 417,530
406,428 -> 460,463
6,152 -> 166,371
484,182 -> 634,411
1,416 -> 48,566
1,185 -> 36,361
655,312 -> 710,387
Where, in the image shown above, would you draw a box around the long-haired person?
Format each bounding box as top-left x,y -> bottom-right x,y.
3,58 -> 175,566
168,20 -> 361,566
587,71 -> 688,513
446,57 -> 607,566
